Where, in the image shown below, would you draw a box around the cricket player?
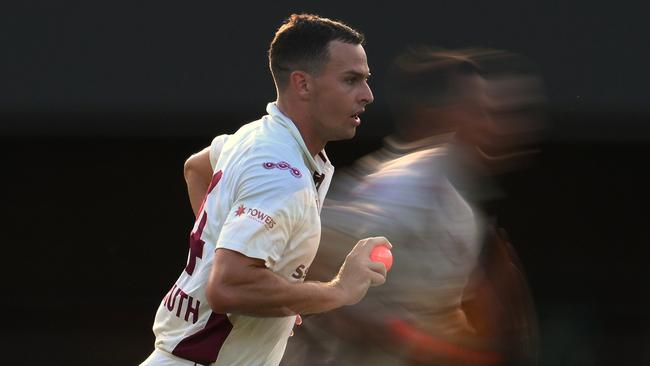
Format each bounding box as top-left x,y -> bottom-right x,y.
141,13 -> 390,366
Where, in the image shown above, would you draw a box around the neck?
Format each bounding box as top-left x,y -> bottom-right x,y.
277,96 -> 326,157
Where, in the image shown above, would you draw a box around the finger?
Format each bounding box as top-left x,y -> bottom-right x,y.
295,314 -> 303,326
366,237 -> 392,253
368,271 -> 386,287
371,236 -> 392,249
368,261 -> 387,277
350,237 -> 370,256
356,237 -> 389,257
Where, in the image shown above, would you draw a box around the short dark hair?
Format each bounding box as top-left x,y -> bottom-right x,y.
385,46 -> 481,116
268,14 -> 365,90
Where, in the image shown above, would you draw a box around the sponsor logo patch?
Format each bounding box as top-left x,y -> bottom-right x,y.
262,161 -> 302,178
235,204 -> 246,217
234,204 -> 276,229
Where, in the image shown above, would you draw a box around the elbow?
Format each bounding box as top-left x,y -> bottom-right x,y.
184,150 -> 213,184
183,154 -> 198,183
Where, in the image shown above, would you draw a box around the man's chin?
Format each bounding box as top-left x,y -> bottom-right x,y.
341,128 -> 357,141
327,128 -> 357,143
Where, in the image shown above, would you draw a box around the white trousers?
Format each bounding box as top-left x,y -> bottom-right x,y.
140,349 -> 212,366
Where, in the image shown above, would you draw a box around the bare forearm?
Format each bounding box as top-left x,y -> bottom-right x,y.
207,237 -> 390,318
207,265 -> 345,317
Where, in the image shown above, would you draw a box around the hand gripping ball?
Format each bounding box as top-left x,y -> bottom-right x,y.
370,245 -> 393,271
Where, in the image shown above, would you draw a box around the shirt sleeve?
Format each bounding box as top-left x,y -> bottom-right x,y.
209,134 -> 230,170
216,151 -> 310,269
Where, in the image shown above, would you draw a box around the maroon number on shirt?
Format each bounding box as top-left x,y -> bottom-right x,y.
185,170 -> 223,275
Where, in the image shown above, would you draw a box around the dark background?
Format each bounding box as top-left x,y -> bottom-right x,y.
2,1 -> 650,364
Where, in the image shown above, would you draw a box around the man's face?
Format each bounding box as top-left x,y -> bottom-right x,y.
308,40 -> 374,142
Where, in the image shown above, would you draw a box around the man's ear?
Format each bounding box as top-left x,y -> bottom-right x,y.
289,71 -> 313,100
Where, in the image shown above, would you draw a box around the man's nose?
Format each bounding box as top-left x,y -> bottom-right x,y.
360,81 -> 374,105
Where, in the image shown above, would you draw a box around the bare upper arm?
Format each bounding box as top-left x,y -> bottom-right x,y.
206,248 -> 269,312
212,248 -> 268,282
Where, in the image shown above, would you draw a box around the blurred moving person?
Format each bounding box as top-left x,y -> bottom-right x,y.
283,47 -> 498,366
282,47 -> 545,366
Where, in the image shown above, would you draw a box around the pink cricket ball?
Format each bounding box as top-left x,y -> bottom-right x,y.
370,245 -> 393,271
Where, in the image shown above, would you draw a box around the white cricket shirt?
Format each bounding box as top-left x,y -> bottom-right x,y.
150,102 -> 334,365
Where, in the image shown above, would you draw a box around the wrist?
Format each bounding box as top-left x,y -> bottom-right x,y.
327,277 -> 349,307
